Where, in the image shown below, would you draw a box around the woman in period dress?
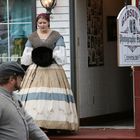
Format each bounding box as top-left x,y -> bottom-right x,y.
18,13 -> 79,132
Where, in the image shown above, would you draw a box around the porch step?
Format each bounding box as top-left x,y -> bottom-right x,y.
48,128 -> 140,140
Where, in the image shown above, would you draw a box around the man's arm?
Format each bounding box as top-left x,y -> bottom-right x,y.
24,111 -> 49,140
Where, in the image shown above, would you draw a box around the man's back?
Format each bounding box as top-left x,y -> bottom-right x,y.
0,91 -> 28,140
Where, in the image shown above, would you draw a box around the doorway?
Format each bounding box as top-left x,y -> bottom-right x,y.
74,0 -> 134,127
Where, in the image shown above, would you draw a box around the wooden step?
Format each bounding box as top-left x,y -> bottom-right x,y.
48,128 -> 140,140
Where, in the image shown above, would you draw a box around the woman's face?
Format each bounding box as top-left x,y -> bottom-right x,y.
37,18 -> 49,31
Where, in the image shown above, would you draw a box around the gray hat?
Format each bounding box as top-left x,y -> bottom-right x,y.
0,61 -> 25,76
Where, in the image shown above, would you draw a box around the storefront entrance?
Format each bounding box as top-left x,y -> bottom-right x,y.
74,0 -> 134,127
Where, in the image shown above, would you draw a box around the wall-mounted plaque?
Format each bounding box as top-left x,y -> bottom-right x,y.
87,0 -> 104,67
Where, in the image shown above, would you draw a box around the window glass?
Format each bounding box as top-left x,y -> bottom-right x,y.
0,0 -> 33,63
0,0 -> 7,23
0,24 -> 8,63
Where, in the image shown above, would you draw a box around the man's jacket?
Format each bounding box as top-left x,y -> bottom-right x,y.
0,88 -> 49,140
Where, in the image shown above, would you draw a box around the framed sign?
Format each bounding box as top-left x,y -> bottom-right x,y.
117,5 -> 140,66
87,0 -> 104,67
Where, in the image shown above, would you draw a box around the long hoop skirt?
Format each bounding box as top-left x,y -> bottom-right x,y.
18,63 -> 79,131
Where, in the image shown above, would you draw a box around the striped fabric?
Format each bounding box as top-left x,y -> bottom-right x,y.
18,63 -> 79,131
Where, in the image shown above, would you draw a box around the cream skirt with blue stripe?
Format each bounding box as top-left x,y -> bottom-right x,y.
18,63 -> 79,131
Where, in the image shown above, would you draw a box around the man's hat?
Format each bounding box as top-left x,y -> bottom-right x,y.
0,61 -> 25,76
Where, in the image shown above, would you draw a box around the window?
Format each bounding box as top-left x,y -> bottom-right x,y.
0,0 -> 35,63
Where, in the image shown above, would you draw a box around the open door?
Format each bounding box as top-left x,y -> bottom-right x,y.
74,0 -> 134,127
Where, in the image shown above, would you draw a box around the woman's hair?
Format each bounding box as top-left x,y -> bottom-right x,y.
36,13 -> 50,23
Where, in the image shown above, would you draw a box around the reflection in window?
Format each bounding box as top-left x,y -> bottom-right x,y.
0,0 -> 33,63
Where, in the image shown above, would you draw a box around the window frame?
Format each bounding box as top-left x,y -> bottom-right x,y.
0,0 -> 36,63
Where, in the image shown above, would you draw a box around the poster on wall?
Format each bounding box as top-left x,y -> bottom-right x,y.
117,5 -> 140,66
87,0 -> 104,67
